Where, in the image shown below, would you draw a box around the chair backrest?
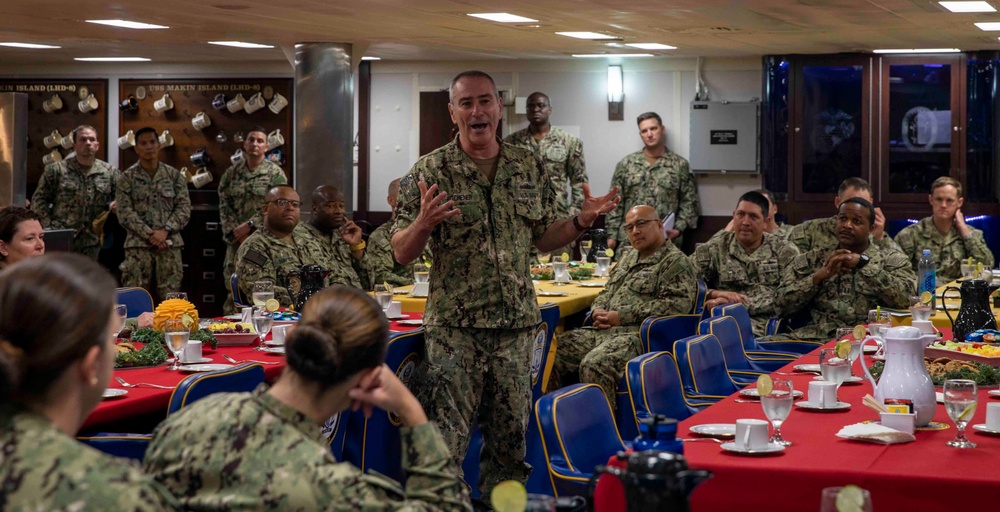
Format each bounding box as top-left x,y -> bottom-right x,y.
167,363 -> 265,414
639,314 -> 701,353
712,303 -> 757,351
115,287 -> 154,318
616,352 -> 698,440
698,316 -> 755,372
535,384 -> 626,497
76,433 -> 152,461
532,302 -> 561,401
231,273 -> 251,308
694,279 -> 707,316
672,334 -> 741,397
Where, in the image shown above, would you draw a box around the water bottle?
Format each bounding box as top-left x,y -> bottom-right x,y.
633,413 -> 684,455
917,249 -> 936,310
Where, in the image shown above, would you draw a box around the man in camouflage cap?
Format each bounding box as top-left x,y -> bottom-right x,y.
116,127 -> 191,302
607,112 -> 700,254
299,184 -> 370,290
236,186 -> 335,307
894,176 -> 993,283
555,205 -> 697,408
391,70 -> 620,501
789,177 -> 901,254
219,126 -> 287,313
691,191 -> 796,337
30,125 -> 118,260
770,197 -> 915,341
368,178 -> 431,286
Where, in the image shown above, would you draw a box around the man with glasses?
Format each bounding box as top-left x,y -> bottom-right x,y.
554,205 -> 698,409
299,184 -> 369,290
219,126 -> 287,313
235,186 -> 334,307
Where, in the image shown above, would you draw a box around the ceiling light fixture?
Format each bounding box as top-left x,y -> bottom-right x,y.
557,32 -> 618,40
208,41 -> 274,49
361,56 -> 381,61
939,1 -> 996,12
74,57 -> 151,62
0,42 -> 60,49
974,21 -> 1000,30
572,53 -> 655,58
85,19 -> 168,30
468,13 -> 538,23
872,48 -> 961,53
625,43 -> 677,50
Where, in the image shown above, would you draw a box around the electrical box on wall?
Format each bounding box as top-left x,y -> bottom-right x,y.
689,101 -> 759,173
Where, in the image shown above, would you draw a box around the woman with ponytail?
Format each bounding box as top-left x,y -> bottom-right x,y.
143,286 -> 470,511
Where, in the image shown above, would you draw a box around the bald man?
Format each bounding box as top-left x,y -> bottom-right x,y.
367,178 -> 432,286
298,185 -> 370,290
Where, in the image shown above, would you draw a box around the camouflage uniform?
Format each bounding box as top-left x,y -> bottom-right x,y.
894,217 -> 994,283
143,385 -> 471,511
606,150 -> 700,251
773,222 -> 794,240
690,231 -> 794,337
30,157 -> 118,259
505,127 -> 587,219
235,224 -> 336,308
555,243 -> 697,407
116,162 -> 191,300
367,221 -> 432,287
0,403 -> 178,511
789,215 -> 902,255
769,242 -> 916,341
218,160 -> 287,313
391,138 -> 556,496
299,221 -> 370,290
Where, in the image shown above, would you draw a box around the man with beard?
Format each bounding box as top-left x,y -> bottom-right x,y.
299,184 -> 369,290
770,197 -> 914,341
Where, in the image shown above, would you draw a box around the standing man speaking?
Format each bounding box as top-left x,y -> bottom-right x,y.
391,71 -> 619,500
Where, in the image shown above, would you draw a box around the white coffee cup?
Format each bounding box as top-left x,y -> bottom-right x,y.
734,418 -> 769,451
159,129 -> 174,147
267,129 -> 284,148
268,92 -> 288,114
153,93 -> 174,113
226,93 -> 246,113
42,94 -> 63,113
59,134 -> 74,149
192,111 -> 212,130
43,129 -> 62,149
911,320 -> 935,335
180,167 -> 192,183
117,130 -> 135,149
191,168 -> 213,188
880,411 -> 916,435
271,324 -> 292,345
244,92 -> 266,114
183,340 -> 203,363
230,149 -> 246,166
241,307 -> 253,324
78,94 -> 99,113
986,402 -> 1000,431
387,301 -> 402,318
42,149 -> 63,165
411,282 -> 429,297
808,380 -> 839,408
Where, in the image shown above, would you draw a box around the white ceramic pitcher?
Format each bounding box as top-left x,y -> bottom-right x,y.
861,325 -> 938,427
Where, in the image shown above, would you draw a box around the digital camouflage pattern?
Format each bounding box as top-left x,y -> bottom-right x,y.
0,403 -> 179,512
30,157 -> 118,259
504,126 -> 588,219
894,217 -> 994,283
299,222 -> 370,290
235,225 -> 337,308
789,215 -> 902,255
556,242 -> 698,407
773,222 -> 794,240
690,231 -> 794,337
143,386 -> 471,511
120,248 -> 183,301
769,242 -> 916,341
606,150 -> 700,250
367,222 -> 432,287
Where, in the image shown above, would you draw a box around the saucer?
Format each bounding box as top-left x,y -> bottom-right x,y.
862,345 -> 878,354
397,319 -> 423,326
793,364 -> 820,373
263,340 -> 285,347
813,375 -> 865,385
576,281 -> 606,287
102,388 -> 128,399
178,364 -> 234,373
385,314 -> 410,320
689,423 -> 736,438
795,401 -> 851,411
166,357 -> 212,365
972,424 -> 1000,435
260,347 -> 285,354
739,388 -> 804,399
720,441 -> 785,455
987,389 -> 1000,397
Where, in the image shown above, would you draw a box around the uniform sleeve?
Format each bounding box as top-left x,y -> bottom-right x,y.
236,238 -> 293,307
673,159 -> 700,232
115,173 -> 153,239
774,247 -> 822,317
788,222 -> 812,253
964,229 -> 994,268
616,255 -> 699,324
605,161 -> 626,242
566,138 -> 588,217
747,241 -> 798,319
166,172 -> 192,233
893,226 -> 919,273
688,239 -> 719,287
533,157 -> 559,240
218,168 -> 238,243
863,250 -> 917,309
391,173 -> 422,238
368,227 -> 411,287
874,233 -> 903,255
29,164 -> 58,227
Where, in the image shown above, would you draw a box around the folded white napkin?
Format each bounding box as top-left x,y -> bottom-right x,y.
836,423 -> 915,444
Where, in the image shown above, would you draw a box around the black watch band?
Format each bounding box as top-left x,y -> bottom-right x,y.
855,253 -> 871,271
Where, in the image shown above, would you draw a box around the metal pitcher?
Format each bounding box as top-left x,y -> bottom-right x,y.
593,450 -> 712,512
943,279 -> 997,342
287,264 -> 331,311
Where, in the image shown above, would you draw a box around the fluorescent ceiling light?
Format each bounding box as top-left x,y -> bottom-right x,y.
468,13 -> 538,23
0,42 -> 60,49
85,19 -> 168,30
573,53 -> 655,58
208,41 -> 274,49
557,31 -> 618,40
940,1 -> 996,12
872,48 -> 961,53
625,43 -> 677,50
361,56 -> 381,61
975,21 -> 1000,29
74,57 -> 151,62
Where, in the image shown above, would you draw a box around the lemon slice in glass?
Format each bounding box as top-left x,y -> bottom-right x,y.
957,403 -> 977,422
835,339 -> 852,359
605,248 -> 615,258
756,374 -> 773,396
264,298 -> 280,312
920,291 -> 933,306
835,484 -> 866,512
852,324 -> 866,341
180,313 -> 195,330
491,480 -> 527,512
561,252 -> 570,262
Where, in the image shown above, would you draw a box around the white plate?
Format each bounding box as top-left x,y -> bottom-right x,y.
720,441 -> 785,455
385,314 -> 410,320
264,340 -> 285,347
536,291 -> 568,297
739,389 -> 804,399
397,319 -> 423,326
102,388 -> 128,399
813,375 -> 865,384
689,424 -> 736,438
794,401 -> 851,411
260,347 -> 286,354
166,357 -> 213,365
576,281 -> 606,287
214,332 -> 259,346
988,389 -> 1000,397
793,364 -> 821,373
972,424 -> 1000,435
178,364 -> 234,373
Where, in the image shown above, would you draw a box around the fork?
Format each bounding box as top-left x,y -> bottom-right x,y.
222,354 -> 280,365
114,376 -> 174,390
680,438 -> 724,443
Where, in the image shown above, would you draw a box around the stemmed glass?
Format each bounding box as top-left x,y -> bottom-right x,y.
164,319 -> 190,370
944,379 -> 978,448
537,252 -> 552,265
836,326 -> 862,380
595,250 -> 611,278
761,378 -> 793,446
114,304 -> 127,338
819,348 -> 849,391
251,306 -> 274,345
579,239 -> 593,264
253,280 -> 274,307
373,284 -> 393,316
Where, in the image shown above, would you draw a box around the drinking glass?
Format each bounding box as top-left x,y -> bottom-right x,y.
165,292 -> 188,301
552,261 -> 570,285
820,486 -> 872,512
251,306 -> 274,343
908,295 -> 933,322
944,379 -> 978,448
761,378 -> 793,446
579,239 -> 593,264
537,252 -> 551,265
866,310 -> 890,355
114,304 -> 127,338
373,284 -> 393,315
819,348 -> 849,389
961,261 -> 975,280
413,262 -> 429,284
836,326 -> 861,379
252,280 -> 275,307
595,250 -> 611,278
525,494 -> 557,512
164,319 -> 190,370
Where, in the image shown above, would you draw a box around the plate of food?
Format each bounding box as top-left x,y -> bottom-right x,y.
208,322 -> 259,346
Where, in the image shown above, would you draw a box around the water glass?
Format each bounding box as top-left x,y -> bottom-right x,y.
413,262 -> 429,284
164,319 -> 190,370
595,250 -> 610,278
944,379 -> 978,448
761,378 -> 793,446
525,494 -> 557,512
251,306 -> 274,342
579,239 -> 593,263
165,292 -> 188,301
253,280 -> 275,307
552,261 -> 570,284
537,252 -> 552,265
961,261 -> 975,280
835,327 -> 861,378
373,284 -> 393,315
908,295 -> 933,322
819,348 -> 850,389
114,304 -> 127,337
820,486 -> 872,512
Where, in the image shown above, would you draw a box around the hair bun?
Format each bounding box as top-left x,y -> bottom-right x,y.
285,323 -> 341,384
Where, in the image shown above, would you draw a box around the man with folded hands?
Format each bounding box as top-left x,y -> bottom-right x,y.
554,204 -> 698,409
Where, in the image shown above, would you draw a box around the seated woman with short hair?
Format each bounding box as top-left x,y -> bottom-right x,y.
143,286 -> 471,511
0,206 -> 44,269
0,253 -> 179,510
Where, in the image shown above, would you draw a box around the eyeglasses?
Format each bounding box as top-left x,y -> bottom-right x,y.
624,219 -> 657,232
268,198 -> 302,209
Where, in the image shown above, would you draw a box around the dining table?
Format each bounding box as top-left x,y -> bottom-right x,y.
893,278 -> 997,331
679,329 -> 1000,511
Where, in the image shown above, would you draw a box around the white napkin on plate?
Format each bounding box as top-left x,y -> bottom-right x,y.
836,423 -> 915,444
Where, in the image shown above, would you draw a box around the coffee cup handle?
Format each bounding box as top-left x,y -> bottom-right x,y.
742,425 -> 751,449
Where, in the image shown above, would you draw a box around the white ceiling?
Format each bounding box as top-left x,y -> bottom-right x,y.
4,1 -> 1000,64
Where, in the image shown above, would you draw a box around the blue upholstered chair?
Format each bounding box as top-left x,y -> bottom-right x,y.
615,352 -> 712,440
77,433 -> 153,461
534,384 -> 627,497
115,287 -> 154,318
699,316 -> 796,378
167,363 -> 265,414
712,303 -> 822,355
672,334 -> 742,401
639,314 -> 702,353
694,279 -> 708,317
231,273 -> 251,309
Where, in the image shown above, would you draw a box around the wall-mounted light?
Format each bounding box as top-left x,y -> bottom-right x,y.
608,65 -> 624,121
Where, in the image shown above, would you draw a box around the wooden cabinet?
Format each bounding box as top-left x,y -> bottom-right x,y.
180,190 -> 228,317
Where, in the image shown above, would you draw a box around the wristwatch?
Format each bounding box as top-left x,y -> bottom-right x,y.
855,253 -> 871,271
247,219 -> 255,229
164,226 -> 173,235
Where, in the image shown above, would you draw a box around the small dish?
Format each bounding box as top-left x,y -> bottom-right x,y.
385,314 -> 410,320
689,424 -> 736,439
987,389 -> 1000,397
794,401 -> 851,411
863,345 -> 878,354
793,364 -> 821,373
260,347 -> 286,355
178,364 -> 234,373
102,388 -> 128,399
576,281 -> 606,288
972,424 -> 1000,435
263,340 -> 285,347
536,291 -> 568,297
720,441 -> 785,455
739,388 -> 804,399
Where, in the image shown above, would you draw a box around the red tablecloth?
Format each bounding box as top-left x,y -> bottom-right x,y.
83,314 -> 424,431
680,331 -> 1000,512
